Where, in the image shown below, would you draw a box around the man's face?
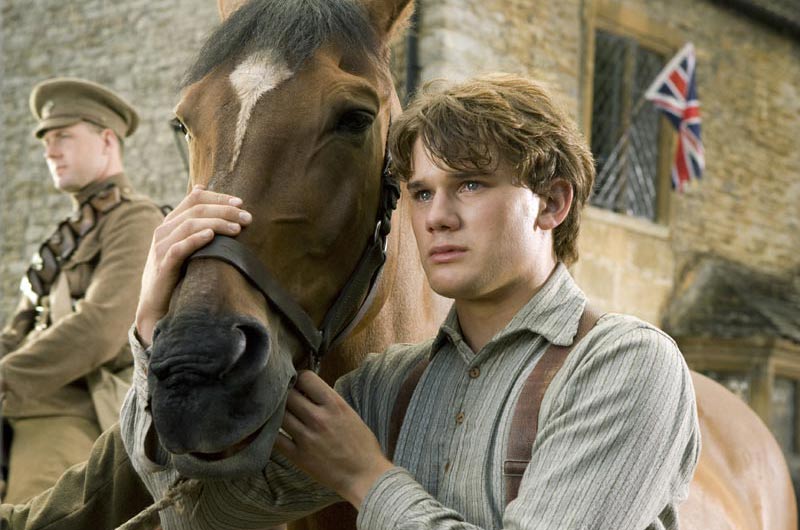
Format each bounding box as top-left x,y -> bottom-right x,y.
407,139 -> 549,302
41,122 -> 110,193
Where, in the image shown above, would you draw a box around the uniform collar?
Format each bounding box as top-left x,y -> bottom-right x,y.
430,262 -> 587,357
71,172 -> 133,208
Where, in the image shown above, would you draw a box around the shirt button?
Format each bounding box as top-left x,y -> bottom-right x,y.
444,461 -> 451,472
455,412 -> 465,424
468,367 -> 481,379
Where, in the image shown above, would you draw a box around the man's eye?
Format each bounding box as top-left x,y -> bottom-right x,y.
414,190 -> 432,202
462,181 -> 481,192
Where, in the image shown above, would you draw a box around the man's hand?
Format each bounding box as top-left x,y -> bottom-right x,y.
134,186 -> 252,346
275,371 -> 394,510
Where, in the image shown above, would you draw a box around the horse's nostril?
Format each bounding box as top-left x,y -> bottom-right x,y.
151,320 -> 164,343
219,322 -> 270,383
149,315 -> 270,383
220,327 -> 248,379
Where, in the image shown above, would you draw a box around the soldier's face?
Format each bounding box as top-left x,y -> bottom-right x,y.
41,122 -> 111,193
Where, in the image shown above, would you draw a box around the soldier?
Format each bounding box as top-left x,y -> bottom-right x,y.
0,78 -> 164,503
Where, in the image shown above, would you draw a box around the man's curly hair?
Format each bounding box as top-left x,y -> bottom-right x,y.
390,73 -> 595,265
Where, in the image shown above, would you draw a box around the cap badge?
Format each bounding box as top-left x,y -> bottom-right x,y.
42,100 -> 55,118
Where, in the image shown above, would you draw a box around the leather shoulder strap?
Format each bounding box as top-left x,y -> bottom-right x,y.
503,303 -> 603,506
388,357 -> 430,459
22,183 -> 127,305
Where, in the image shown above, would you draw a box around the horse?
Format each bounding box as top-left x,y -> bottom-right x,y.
150,0 -> 448,527
680,373 -> 796,530
148,0 -> 797,528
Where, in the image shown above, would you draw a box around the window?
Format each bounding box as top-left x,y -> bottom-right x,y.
703,370 -> 752,404
583,3 -> 679,223
590,31 -> 666,221
773,377 -> 799,456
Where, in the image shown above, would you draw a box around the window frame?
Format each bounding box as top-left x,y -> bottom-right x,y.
581,0 -> 683,225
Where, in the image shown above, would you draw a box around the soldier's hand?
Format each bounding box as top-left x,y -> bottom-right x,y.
134,185 -> 252,346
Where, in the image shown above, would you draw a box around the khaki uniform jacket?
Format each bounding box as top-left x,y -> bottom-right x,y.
0,173 -> 163,421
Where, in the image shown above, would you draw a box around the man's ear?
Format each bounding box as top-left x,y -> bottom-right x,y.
101,129 -> 115,148
536,179 -> 573,231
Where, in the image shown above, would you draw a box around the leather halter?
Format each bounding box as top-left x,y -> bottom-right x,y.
188,139 -> 399,373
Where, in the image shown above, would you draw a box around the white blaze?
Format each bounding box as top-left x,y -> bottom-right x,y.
228,50 -> 293,172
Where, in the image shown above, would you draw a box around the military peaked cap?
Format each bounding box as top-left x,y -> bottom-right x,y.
30,77 -> 139,139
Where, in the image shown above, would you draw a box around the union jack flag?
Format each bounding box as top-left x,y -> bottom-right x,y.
645,43 -> 704,192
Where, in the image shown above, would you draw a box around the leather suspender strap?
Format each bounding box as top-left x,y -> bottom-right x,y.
387,303 -> 604,484
388,358 -> 430,459
503,303 -> 603,505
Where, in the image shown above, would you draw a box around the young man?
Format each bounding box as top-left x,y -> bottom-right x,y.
125,73 -> 698,529
0,78 -> 163,503
0,73 -> 699,529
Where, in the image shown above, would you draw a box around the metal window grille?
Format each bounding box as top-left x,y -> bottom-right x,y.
590,30 -> 666,221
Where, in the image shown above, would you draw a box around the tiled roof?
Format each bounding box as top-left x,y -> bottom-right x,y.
662,256 -> 800,343
713,0 -> 800,37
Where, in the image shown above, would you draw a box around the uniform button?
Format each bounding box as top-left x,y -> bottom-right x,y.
444,461 -> 451,472
468,367 -> 481,379
455,412 -> 465,424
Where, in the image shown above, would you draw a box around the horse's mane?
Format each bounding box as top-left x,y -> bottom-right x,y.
182,0 -> 382,87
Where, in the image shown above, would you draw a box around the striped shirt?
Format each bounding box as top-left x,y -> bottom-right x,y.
120,263 -> 700,530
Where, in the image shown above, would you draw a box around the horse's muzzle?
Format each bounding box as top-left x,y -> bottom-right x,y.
147,310 -> 295,477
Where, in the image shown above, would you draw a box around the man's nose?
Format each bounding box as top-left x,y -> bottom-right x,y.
426,193 -> 460,232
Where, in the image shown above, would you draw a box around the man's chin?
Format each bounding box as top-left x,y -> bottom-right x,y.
52,178 -> 77,193
427,276 -> 475,300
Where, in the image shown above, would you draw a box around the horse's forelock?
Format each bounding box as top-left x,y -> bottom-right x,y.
182,0 -> 382,89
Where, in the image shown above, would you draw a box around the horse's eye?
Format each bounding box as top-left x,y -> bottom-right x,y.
335,110 -> 374,134
170,117 -> 191,141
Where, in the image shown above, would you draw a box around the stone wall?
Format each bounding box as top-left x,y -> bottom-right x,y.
2,0 -> 798,327
0,0 -> 220,320
414,0 -> 799,324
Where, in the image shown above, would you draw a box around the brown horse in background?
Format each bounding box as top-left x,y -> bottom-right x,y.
149,0 -> 797,528
680,373 -> 796,530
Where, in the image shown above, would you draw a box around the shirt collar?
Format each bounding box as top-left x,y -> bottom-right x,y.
71,172 -> 132,208
430,262 -> 587,356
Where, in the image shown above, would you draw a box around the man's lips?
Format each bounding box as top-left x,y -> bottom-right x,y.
429,245 -> 467,264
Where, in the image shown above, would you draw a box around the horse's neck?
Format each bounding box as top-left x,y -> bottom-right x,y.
319,195 -> 451,382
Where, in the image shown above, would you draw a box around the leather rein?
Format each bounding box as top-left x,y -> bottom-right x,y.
188,139 -> 399,373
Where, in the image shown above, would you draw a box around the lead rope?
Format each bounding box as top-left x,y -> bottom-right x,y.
115,477 -> 204,530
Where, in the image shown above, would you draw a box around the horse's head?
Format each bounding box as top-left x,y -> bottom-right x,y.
148,0 -> 412,478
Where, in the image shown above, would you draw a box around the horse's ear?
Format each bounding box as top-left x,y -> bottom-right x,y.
217,0 -> 247,21
363,0 -> 414,42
